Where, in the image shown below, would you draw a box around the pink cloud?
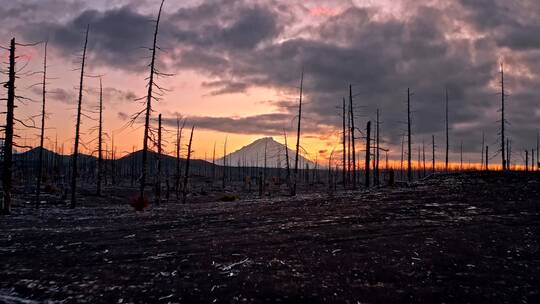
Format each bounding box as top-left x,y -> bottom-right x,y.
309,6 -> 339,17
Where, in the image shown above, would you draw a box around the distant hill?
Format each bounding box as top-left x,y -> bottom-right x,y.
217,137 -> 315,168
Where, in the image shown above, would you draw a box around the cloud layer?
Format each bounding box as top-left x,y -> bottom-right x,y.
3,0 -> 540,161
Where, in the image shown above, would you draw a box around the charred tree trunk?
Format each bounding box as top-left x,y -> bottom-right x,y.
460,141 -> 463,171
292,70 -> 303,196
342,97 -> 346,188
445,88 -> 449,172
432,135 -> 435,174
525,150 -> 529,172
507,138 -> 511,170
96,78 -> 104,196
407,88 -> 412,182
375,109 -> 380,186
400,134 -> 404,180
365,121 -> 371,188
284,131 -> 291,190
481,132 -> 485,170
2,38 -> 16,215
36,41 -> 48,207
500,63 -> 507,171
156,114 -> 162,205
422,139 -> 426,177
175,117 -> 184,201
140,0 -> 165,202
182,125 -> 194,204
485,146 -> 489,171
349,84 -> 357,189
70,25 -> 89,209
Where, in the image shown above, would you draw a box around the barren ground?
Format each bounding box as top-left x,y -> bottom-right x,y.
1,172 -> 539,303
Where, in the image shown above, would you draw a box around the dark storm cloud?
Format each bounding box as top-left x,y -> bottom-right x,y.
459,0 -> 540,50
20,6 -> 154,71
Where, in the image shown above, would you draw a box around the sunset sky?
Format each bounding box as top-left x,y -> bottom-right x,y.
0,0 -> 539,167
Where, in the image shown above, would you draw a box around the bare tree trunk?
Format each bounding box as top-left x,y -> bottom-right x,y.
349,84 -> 357,189
182,125 -> 194,204
460,141 -> 463,171
365,121 -> 371,187
96,78 -> 104,196
375,109 -> 380,186
36,41 -> 48,207
400,134 -> 404,180
432,135 -> 435,174
156,113 -> 162,205
347,100 -> 351,184
507,138 -> 511,170
2,38 -> 16,215
70,25 -> 89,209
263,139 -> 267,194
284,131 -> 291,190
292,70 -> 303,196
536,130 -> 540,170
140,0 -> 165,202
485,146 -> 489,171
500,63 -> 507,170
175,117 -> 185,200
481,131 -> 485,170
407,88 -> 412,182
422,139 -> 426,177
525,150 -> 529,172
342,97 -> 346,188
445,88 -> 449,172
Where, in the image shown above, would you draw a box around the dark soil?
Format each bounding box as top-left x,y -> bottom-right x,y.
1,172 -> 539,303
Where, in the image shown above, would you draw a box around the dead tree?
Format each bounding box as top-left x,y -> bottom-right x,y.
407,88 -> 412,182
374,109 -> 380,186
138,0 -> 165,203
292,69 -> 303,196
485,146 -> 489,170
156,114 -> 162,205
432,135 -> 435,174
536,130 -> 540,171
1,38 -> 16,214
175,117 -> 185,200
347,99 -> 352,184
507,138 -> 511,169
481,132 -> 485,170
342,97 -> 346,188
445,88 -> 449,172
365,121 -> 371,187
36,41 -> 48,207
284,131 -> 291,189
96,78 -> 104,196
400,134 -> 404,179
460,141 -> 463,170
500,63 -> 507,170
422,139 -> 426,176
525,150 -> 529,172
263,139 -> 267,193
349,84 -> 357,189
70,25 -> 89,209
182,125 -> 194,204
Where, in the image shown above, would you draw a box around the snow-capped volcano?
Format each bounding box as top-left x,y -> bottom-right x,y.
217,137 -> 315,168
